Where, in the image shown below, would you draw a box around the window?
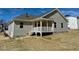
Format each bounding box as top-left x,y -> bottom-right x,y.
54,22 -> 56,28
61,23 -> 63,28
20,22 -> 23,28
5,26 -> 8,30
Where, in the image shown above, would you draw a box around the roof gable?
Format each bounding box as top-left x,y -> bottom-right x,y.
42,8 -> 68,22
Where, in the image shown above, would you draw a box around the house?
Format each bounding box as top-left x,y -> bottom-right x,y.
5,9 -> 68,38
66,16 -> 79,29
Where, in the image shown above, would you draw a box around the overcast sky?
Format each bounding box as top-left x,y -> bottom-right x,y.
0,8 -> 79,22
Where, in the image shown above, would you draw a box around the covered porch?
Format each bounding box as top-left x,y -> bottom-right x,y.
31,18 -> 54,36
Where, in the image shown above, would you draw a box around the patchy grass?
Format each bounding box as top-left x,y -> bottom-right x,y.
0,30 -> 79,51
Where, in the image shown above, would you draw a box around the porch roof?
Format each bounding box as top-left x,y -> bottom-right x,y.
13,17 -> 54,22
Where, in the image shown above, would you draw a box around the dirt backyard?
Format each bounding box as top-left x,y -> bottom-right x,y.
0,30 -> 79,51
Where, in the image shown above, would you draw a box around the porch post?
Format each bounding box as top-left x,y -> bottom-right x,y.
47,21 -> 48,32
40,21 -> 42,36
36,21 -> 38,36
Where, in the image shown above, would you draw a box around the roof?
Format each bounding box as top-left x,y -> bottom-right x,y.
8,16 -> 53,25
7,14 -> 38,25
14,14 -> 38,20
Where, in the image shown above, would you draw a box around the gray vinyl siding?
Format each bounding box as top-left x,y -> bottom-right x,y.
13,21 -> 33,37
6,22 -> 14,38
49,12 -> 68,32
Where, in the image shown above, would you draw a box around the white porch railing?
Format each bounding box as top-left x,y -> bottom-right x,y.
31,27 -> 53,32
